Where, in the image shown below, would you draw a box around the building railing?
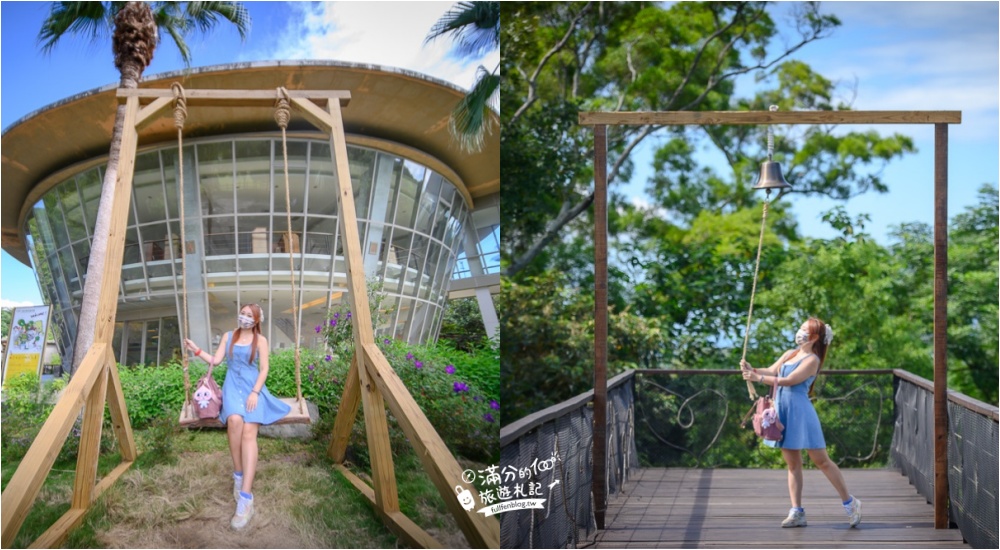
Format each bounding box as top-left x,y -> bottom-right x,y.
891,369 -> 999,549
501,368 -> 999,549
499,371 -> 637,549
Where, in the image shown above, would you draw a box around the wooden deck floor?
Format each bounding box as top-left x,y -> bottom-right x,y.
585,468 -> 970,548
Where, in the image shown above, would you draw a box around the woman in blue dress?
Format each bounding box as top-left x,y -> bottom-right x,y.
740,317 -> 862,529
184,303 -> 290,530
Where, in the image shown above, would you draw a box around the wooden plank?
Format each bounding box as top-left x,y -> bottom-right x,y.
71,362 -> 109,509
355,350 -> 400,514
932,123 -> 949,529
26,508 -> 87,550
593,123 -> 609,529
178,396 -> 311,427
134,96 -> 173,130
362,343 -> 500,548
334,464 -> 375,504
328,354 -> 362,462
93,95 -> 141,346
290,96 -> 337,133
91,460 -> 134,503
1,343 -> 107,548
324,101 -> 376,347
332,468 -> 445,550
588,468 -> 970,549
105,361 -> 137,461
578,110 -> 962,126
636,369 -> 895,376
117,87 -> 351,107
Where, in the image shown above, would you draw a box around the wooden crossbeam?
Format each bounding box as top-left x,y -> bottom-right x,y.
334,465 -> 443,549
578,110 -> 962,126
117,87 -> 351,107
328,355 -> 362,462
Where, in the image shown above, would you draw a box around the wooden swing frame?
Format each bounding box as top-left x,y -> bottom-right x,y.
580,109 -> 961,532
1,87 -> 499,549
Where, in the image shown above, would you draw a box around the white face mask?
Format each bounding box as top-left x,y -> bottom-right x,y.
795,328 -> 810,346
238,314 -> 255,330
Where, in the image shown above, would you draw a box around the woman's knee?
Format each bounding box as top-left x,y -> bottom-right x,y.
227,415 -> 244,430
809,450 -> 833,469
241,422 -> 259,438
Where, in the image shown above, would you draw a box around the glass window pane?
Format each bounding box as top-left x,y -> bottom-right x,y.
125,321 -> 143,366
204,215 -> 236,256
274,141 -> 308,215
133,150 -> 165,225
308,143 -> 338,215
79,168 -> 102,232
235,140 -> 272,213
144,319 -> 160,366
198,142 -> 235,215
43,193 -> 70,251
347,146 -> 376,219
395,161 -> 424,228
161,317 -> 181,365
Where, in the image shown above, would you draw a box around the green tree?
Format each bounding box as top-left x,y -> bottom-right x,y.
39,1 -> 250,375
426,1 -> 499,152
438,298 -> 488,353
1,308 -> 11,339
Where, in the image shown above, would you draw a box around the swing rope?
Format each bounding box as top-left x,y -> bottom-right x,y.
172,82 -> 193,416
739,198 -> 769,401
740,105 -> 782,401
274,87 -> 305,415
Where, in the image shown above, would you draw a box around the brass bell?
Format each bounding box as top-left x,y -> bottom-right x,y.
753,159 -> 791,191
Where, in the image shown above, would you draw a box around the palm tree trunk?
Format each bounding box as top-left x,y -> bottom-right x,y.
69,64 -> 141,375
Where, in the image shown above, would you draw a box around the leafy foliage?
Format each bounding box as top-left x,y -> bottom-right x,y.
437,297 -> 489,352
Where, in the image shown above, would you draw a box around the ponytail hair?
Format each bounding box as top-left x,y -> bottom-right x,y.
806,317 -> 829,398
229,303 -> 263,364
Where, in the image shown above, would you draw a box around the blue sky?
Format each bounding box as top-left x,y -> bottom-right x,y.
623,1 -> 999,244
2,2 -> 998,310
0,1 -> 498,308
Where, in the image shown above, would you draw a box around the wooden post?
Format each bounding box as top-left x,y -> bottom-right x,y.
933,123 -> 950,529
328,354 -> 362,462
592,124 -> 609,530
71,365 -> 110,509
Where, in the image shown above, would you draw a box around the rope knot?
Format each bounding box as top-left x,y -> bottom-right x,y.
274,86 -> 292,129
171,82 -> 188,130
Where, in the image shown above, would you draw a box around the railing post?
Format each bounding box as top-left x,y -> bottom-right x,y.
593,124 -> 608,529
933,123 -> 949,529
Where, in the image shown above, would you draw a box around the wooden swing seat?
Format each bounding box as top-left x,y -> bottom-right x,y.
178,397 -> 312,428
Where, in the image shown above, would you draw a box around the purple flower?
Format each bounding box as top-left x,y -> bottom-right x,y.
445,364 -> 455,375
325,355 -> 332,362
315,325 -> 322,333
308,373 -> 314,382
334,312 -> 340,319
406,352 -> 414,360
308,364 -> 315,371
384,338 -> 391,345
483,413 -> 495,423
473,395 -> 480,401
330,320 -> 338,328
453,381 -> 469,393
490,400 -> 500,410
415,360 -> 423,369
346,312 -> 351,319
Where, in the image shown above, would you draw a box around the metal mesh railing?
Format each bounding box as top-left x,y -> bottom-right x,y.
499,372 -> 637,549
891,373 -> 999,549
635,370 -> 895,468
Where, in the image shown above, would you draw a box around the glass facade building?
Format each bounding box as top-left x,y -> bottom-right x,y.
24,136 -> 474,366
3,62 -> 500,370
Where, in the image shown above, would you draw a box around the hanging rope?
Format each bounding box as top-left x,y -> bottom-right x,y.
172,82 -> 193,416
739,105 -> 782,401
275,87 -> 305,414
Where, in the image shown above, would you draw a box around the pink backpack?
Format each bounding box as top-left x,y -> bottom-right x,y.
192,374 -> 223,419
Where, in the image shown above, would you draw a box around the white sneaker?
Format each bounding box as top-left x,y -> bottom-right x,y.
781,508 -> 807,528
844,496 -> 862,527
231,493 -> 254,530
233,474 -> 242,502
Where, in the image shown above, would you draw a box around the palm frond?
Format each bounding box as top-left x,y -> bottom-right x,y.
450,66 -> 499,153
38,1 -> 114,53
184,1 -> 251,40
425,1 -> 499,58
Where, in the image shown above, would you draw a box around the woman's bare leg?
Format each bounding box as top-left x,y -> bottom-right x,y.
806,448 -> 850,501
226,415 -> 244,472
240,422 -> 260,494
781,448 -> 804,508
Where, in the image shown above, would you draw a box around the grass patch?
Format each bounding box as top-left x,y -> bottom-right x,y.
3,426 -> 478,548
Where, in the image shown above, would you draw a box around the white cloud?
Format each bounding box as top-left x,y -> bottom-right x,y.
1,299 -> 39,309
268,2 -> 498,93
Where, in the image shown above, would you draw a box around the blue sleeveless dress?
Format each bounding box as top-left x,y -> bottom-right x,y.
218,332 -> 291,425
763,355 -> 826,450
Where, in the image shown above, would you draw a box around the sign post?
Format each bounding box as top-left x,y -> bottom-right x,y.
2,306 -> 51,386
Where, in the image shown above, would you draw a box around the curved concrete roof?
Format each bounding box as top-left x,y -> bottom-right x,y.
1,60 -> 499,265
